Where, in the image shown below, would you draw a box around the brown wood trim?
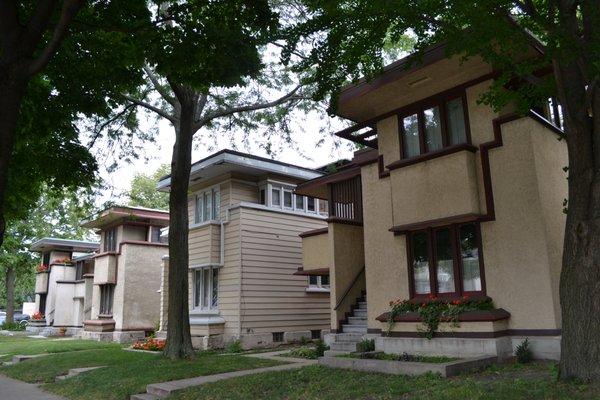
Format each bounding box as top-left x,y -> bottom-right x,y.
377,155 -> 390,178
380,329 -> 561,339
376,308 -> 511,323
296,167 -> 362,197
387,143 -> 478,171
390,213 -> 484,235
299,227 -> 329,238
335,71 -> 499,139
83,273 -> 94,278
326,217 -> 364,226
293,267 -> 330,276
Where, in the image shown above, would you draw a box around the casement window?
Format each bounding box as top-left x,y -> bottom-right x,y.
149,226 -> 163,243
399,94 -> 469,159
75,261 -> 84,280
104,228 -> 117,252
99,284 -> 115,315
193,266 -> 219,310
260,182 -> 326,216
308,275 -> 330,292
407,222 -> 484,298
38,294 -> 47,315
42,252 -> 51,265
194,187 -> 220,224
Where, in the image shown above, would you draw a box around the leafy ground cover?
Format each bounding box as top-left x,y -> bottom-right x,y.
338,351 -> 456,363
0,335 -> 121,361
170,362 -> 600,400
1,347 -> 284,400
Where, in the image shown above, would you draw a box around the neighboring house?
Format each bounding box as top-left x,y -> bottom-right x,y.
156,150 -> 330,349
28,238 -> 99,336
296,43 -> 567,361
78,206 -> 169,343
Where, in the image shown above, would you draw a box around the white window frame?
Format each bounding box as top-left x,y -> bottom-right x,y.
307,275 -> 330,293
260,180 -> 325,216
194,185 -> 221,225
192,265 -> 219,311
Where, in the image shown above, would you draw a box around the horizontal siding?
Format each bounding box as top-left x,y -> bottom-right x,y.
230,180 -> 258,205
240,207 -> 329,333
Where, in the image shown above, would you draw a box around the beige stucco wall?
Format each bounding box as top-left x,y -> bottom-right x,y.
93,254 -> 117,284
44,262 -> 75,325
481,118 -> 566,330
361,163 -> 409,330
301,232 -> 331,270
328,223 -> 365,330
114,243 -> 166,331
361,111 -> 566,332
390,150 -> 482,225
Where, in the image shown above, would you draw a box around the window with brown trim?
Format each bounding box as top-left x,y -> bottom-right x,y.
399,94 -> 470,159
407,222 -> 485,298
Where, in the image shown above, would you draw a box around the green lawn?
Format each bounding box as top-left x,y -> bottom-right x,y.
1,347 -> 284,400
0,335 -> 121,361
170,363 -> 600,400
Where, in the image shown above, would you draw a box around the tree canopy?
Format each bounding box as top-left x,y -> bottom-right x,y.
127,165 -> 170,210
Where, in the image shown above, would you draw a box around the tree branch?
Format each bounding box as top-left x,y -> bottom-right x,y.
196,85 -> 305,129
124,94 -> 176,123
143,65 -> 177,107
87,103 -> 136,149
27,0 -> 85,76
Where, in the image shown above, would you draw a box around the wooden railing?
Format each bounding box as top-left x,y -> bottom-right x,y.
328,175 -> 363,223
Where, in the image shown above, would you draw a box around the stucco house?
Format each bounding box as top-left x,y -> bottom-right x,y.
29,238 -> 99,336
78,206 -> 169,342
156,150 -> 331,349
295,43 -> 567,361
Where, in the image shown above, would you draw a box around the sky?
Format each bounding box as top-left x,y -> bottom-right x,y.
96,107 -> 357,204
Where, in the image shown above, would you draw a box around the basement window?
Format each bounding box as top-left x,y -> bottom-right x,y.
306,275 -> 330,293
272,332 -> 284,343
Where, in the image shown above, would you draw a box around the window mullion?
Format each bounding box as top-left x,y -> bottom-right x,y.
427,228 -> 437,296
452,225 -> 464,295
418,109 -> 427,154
439,100 -> 450,148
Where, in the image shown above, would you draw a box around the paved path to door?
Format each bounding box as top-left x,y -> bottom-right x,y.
133,350 -> 315,399
0,374 -> 65,400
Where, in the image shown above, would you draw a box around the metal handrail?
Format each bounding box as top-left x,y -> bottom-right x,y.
333,266 -> 365,311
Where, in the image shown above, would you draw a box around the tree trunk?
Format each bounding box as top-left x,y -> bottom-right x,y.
164,94 -> 196,359
555,42 -> 600,381
4,266 -> 15,324
0,79 -> 27,249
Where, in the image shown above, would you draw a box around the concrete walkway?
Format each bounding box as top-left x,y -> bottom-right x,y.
132,350 -> 316,399
0,374 -> 65,400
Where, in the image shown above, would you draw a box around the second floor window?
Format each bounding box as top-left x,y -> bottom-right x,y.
104,228 -> 117,252
263,182 -> 327,217
399,94 -> 469,159
195,187 -> 220,224
75,261 -> 84,280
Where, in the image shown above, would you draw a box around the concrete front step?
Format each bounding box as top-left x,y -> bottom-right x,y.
330,341 -> 359,352
357,302 -> 367,309
342,325 -> 368,334
332,333 -> 364,342
347,317 -> 367,325
352,309 -> 367,317
324,350 -> 351,357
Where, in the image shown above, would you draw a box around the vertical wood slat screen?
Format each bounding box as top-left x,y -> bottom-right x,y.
328,176 -> 362,223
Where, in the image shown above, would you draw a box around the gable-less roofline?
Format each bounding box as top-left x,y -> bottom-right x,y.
81,205 -> 169,228
157,149 -> 324,191
30,237 -> 100,253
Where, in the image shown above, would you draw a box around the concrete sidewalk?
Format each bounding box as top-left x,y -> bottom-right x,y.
0,374 -> 65,400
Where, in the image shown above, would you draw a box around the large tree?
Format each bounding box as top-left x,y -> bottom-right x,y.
127,165 -> 170,210
117,1 -> 318,358
0,1 -> 152,247
283,0 -> 600,382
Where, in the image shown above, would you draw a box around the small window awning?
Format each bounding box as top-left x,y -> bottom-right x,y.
293,268 -> 330,276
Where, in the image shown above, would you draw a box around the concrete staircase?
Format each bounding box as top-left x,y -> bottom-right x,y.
326,296 -> 368,355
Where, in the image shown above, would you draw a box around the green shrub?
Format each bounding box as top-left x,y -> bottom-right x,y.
299,336 -> 311,345
288,347 -> 317,359
314,339 -> 328,357
356,338 -> 375,353
1,321 -> 26,331
227,340 -> 244,353
515,339 -> 533,364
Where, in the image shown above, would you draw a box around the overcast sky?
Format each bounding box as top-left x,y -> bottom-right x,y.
96,107 -> 357,204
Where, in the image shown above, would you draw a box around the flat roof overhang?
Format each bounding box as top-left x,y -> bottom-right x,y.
81,206 -> 169,229
293,267 -> 330,276
30,238 -> 99,253
157,150 -> 324,192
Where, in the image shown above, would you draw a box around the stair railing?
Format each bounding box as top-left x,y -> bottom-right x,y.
333,266 -> 365,311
